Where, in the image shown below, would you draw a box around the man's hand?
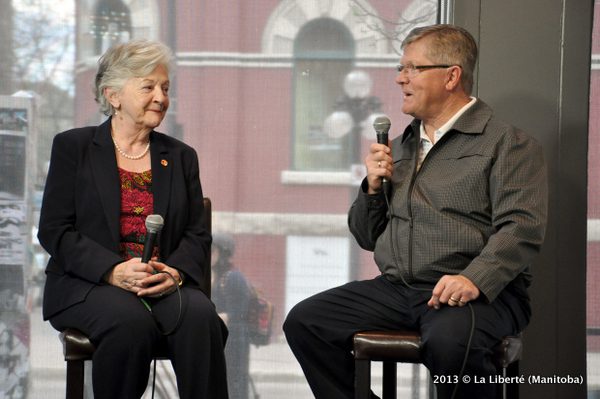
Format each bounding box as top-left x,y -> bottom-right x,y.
366,143 -> 393,194
428,275 -> 480,309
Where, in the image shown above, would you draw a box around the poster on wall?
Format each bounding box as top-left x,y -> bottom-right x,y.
285,235 -> 349,315
0,202 -> 26,266
0,97 -> 34,399
0,264 -> 29,399
0,108 -> 27,201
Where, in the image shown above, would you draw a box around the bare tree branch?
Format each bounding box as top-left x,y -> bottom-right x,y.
13,0 -> 74,88
11,0 -> 75,186
349,0 -> 437,54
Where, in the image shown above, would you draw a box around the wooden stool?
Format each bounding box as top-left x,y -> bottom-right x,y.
353,330 -> 522,399
60,328 -> 172,399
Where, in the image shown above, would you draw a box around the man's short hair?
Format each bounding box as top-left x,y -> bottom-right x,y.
402,24 -> 478,95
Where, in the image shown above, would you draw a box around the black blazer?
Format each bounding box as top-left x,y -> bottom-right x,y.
38,118 -> 211,320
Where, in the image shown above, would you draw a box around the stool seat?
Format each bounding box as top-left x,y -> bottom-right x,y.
60,329 -> 96,361
60,328 -> 169,360
354,330 -> 421,363
353,330 -> 522,399
354,330 -> 521,370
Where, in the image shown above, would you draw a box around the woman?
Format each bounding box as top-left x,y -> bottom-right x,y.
211,233 -> 252,399
38,39 -> 228,398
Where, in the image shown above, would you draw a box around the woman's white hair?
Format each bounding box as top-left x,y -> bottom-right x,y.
94,39 -> 173,115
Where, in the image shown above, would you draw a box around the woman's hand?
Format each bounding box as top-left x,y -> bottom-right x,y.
136,259 -> 182,297
105,257 -> 154,293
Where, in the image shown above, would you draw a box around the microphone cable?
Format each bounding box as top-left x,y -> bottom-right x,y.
382,186 -> 475,399
139,270 -> 184,399
139,270 -> 183,335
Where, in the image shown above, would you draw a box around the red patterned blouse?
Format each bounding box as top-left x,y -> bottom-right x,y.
118,168 -> 157,260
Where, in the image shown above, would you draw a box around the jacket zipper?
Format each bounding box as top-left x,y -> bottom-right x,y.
404,130 -> 454,282
405,143 -> 418,282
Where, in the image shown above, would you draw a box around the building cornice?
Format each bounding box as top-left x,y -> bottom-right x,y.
213,211 -> 348,236
75,52 -> 399,73
176,52 -> 399,69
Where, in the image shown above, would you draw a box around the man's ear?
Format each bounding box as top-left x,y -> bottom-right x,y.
445,65 -> 463,91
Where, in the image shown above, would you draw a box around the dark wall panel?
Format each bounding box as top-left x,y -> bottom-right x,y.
452,1 -> 593,397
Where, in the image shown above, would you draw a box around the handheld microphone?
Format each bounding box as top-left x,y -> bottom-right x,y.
142,214 -> 164,264
373,116 -> 391,192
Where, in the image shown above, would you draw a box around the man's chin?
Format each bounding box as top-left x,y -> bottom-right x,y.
401,105 -> 416,117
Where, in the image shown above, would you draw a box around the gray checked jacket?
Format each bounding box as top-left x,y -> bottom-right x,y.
348,99 -> 548,303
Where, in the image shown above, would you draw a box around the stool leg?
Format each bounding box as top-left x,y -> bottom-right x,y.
65,359 -> 85,399
382,361 -> 397,399
355,359 -> 372,399
497,361 -> 520,399
505,361 -> 519,399
496,367 -> 505,399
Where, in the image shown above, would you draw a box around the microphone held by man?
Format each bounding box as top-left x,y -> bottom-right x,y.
373,115 -> 391,195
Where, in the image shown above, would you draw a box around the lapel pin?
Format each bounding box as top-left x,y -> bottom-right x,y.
161,159 -> 168,167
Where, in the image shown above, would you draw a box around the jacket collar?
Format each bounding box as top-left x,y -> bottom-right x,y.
90,118 -> 172,246
401,98 -> 494,143
90,118 -> 121,244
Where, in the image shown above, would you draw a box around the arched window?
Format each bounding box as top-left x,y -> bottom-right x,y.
78,0 -> 160,62
91,0 -> 132,55
292,18 -> 355,171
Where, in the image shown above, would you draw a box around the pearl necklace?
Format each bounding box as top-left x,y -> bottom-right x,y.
112,136 -> 150,160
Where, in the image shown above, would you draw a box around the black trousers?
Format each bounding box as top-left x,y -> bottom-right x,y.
283,276 -> 529,399
49,285 -> 229,399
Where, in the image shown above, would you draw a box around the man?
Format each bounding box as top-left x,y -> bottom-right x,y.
211,233 -> 252,399
283,24 -> 547,399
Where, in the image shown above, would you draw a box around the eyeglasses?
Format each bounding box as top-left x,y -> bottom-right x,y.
396,64 -> 455,77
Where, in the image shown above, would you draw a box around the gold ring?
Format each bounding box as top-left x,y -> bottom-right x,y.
449,297 -> 459,303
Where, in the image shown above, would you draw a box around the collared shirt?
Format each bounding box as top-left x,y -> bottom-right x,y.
418,97 -> 477,169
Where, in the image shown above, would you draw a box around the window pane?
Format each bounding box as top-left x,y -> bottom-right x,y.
293,59 -> 354,170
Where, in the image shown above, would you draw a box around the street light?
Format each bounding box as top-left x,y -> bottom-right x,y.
324,70 -> 384,281
323,70 -> 383,168
89,0 -> 132,55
